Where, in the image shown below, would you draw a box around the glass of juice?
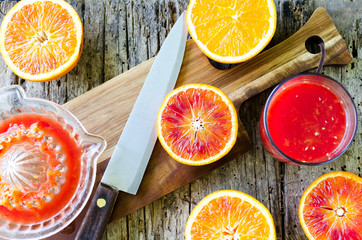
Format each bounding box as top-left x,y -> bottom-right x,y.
259,73 -> 357,166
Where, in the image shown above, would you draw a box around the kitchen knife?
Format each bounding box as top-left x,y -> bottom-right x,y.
75,12 -> 188,240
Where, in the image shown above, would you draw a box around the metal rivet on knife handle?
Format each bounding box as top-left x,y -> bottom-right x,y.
97,198 -> 106,208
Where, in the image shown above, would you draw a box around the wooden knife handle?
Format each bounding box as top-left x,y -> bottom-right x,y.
76,183 -> 119,240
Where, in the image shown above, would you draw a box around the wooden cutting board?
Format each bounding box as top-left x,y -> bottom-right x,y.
52,7 -> 351,239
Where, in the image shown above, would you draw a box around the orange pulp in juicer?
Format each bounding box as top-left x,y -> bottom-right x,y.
0,113 -> 82,224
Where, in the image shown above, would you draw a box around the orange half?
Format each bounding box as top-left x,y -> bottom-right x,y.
299,171 -> 362,239
186,0 -> 277,63
0,0 -> 83,82
185,190 -> 277,240
157,84 -> 238,166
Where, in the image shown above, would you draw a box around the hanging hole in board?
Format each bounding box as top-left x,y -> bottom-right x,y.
305,35 -> 324,54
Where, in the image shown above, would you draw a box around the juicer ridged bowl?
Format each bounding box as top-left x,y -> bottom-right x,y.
0,85 -> 106,240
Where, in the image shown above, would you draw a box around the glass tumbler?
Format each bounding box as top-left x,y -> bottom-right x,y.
259,73 -> 357,166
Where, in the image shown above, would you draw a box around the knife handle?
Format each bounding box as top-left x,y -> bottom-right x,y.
76,183 -> 119,240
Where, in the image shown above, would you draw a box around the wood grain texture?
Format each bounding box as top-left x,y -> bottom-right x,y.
0,0 -> 360,239
58,8 -> 351,228
0,1 -> 17,88
282,1 -> 362,239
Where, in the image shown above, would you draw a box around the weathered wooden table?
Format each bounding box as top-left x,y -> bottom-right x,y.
0,0 -> 361,239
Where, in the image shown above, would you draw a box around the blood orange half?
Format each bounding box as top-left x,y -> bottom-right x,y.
185,190 -> 276,240
299,171 -> 362,239
157,84 -> 238,166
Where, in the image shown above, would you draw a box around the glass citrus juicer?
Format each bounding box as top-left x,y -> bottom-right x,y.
0,85 -> 106,239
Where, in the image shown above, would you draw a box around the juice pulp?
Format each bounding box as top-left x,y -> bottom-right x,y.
0,113 -> 82,224
265,81 -> 346,162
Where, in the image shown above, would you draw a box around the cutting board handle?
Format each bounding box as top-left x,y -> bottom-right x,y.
227,7 -> 352,109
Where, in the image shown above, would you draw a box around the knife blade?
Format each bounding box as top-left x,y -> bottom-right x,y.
76,11 -> 188,240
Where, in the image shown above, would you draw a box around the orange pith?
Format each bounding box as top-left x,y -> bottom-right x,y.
185,190 -> 276,240
186,0 -> 277,63
299,171 -> 362,240
0,0 -> 83,82
157,84 -> 238,166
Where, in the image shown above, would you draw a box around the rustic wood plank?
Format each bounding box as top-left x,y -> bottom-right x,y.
64,0 -> 105,101
0,1 -> 17,88
277,2 -> 316,239
143,3 -> 190,239
102,1 -> 190,239
283,1 -> 361,239
122,1 -> 152,239
189,1 -> 306,239
239,92 -> 285,239
103,0 -> 129,238
112,2 -> 191,239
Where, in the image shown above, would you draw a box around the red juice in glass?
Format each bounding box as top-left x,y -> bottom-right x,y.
259,74 -> 357,165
